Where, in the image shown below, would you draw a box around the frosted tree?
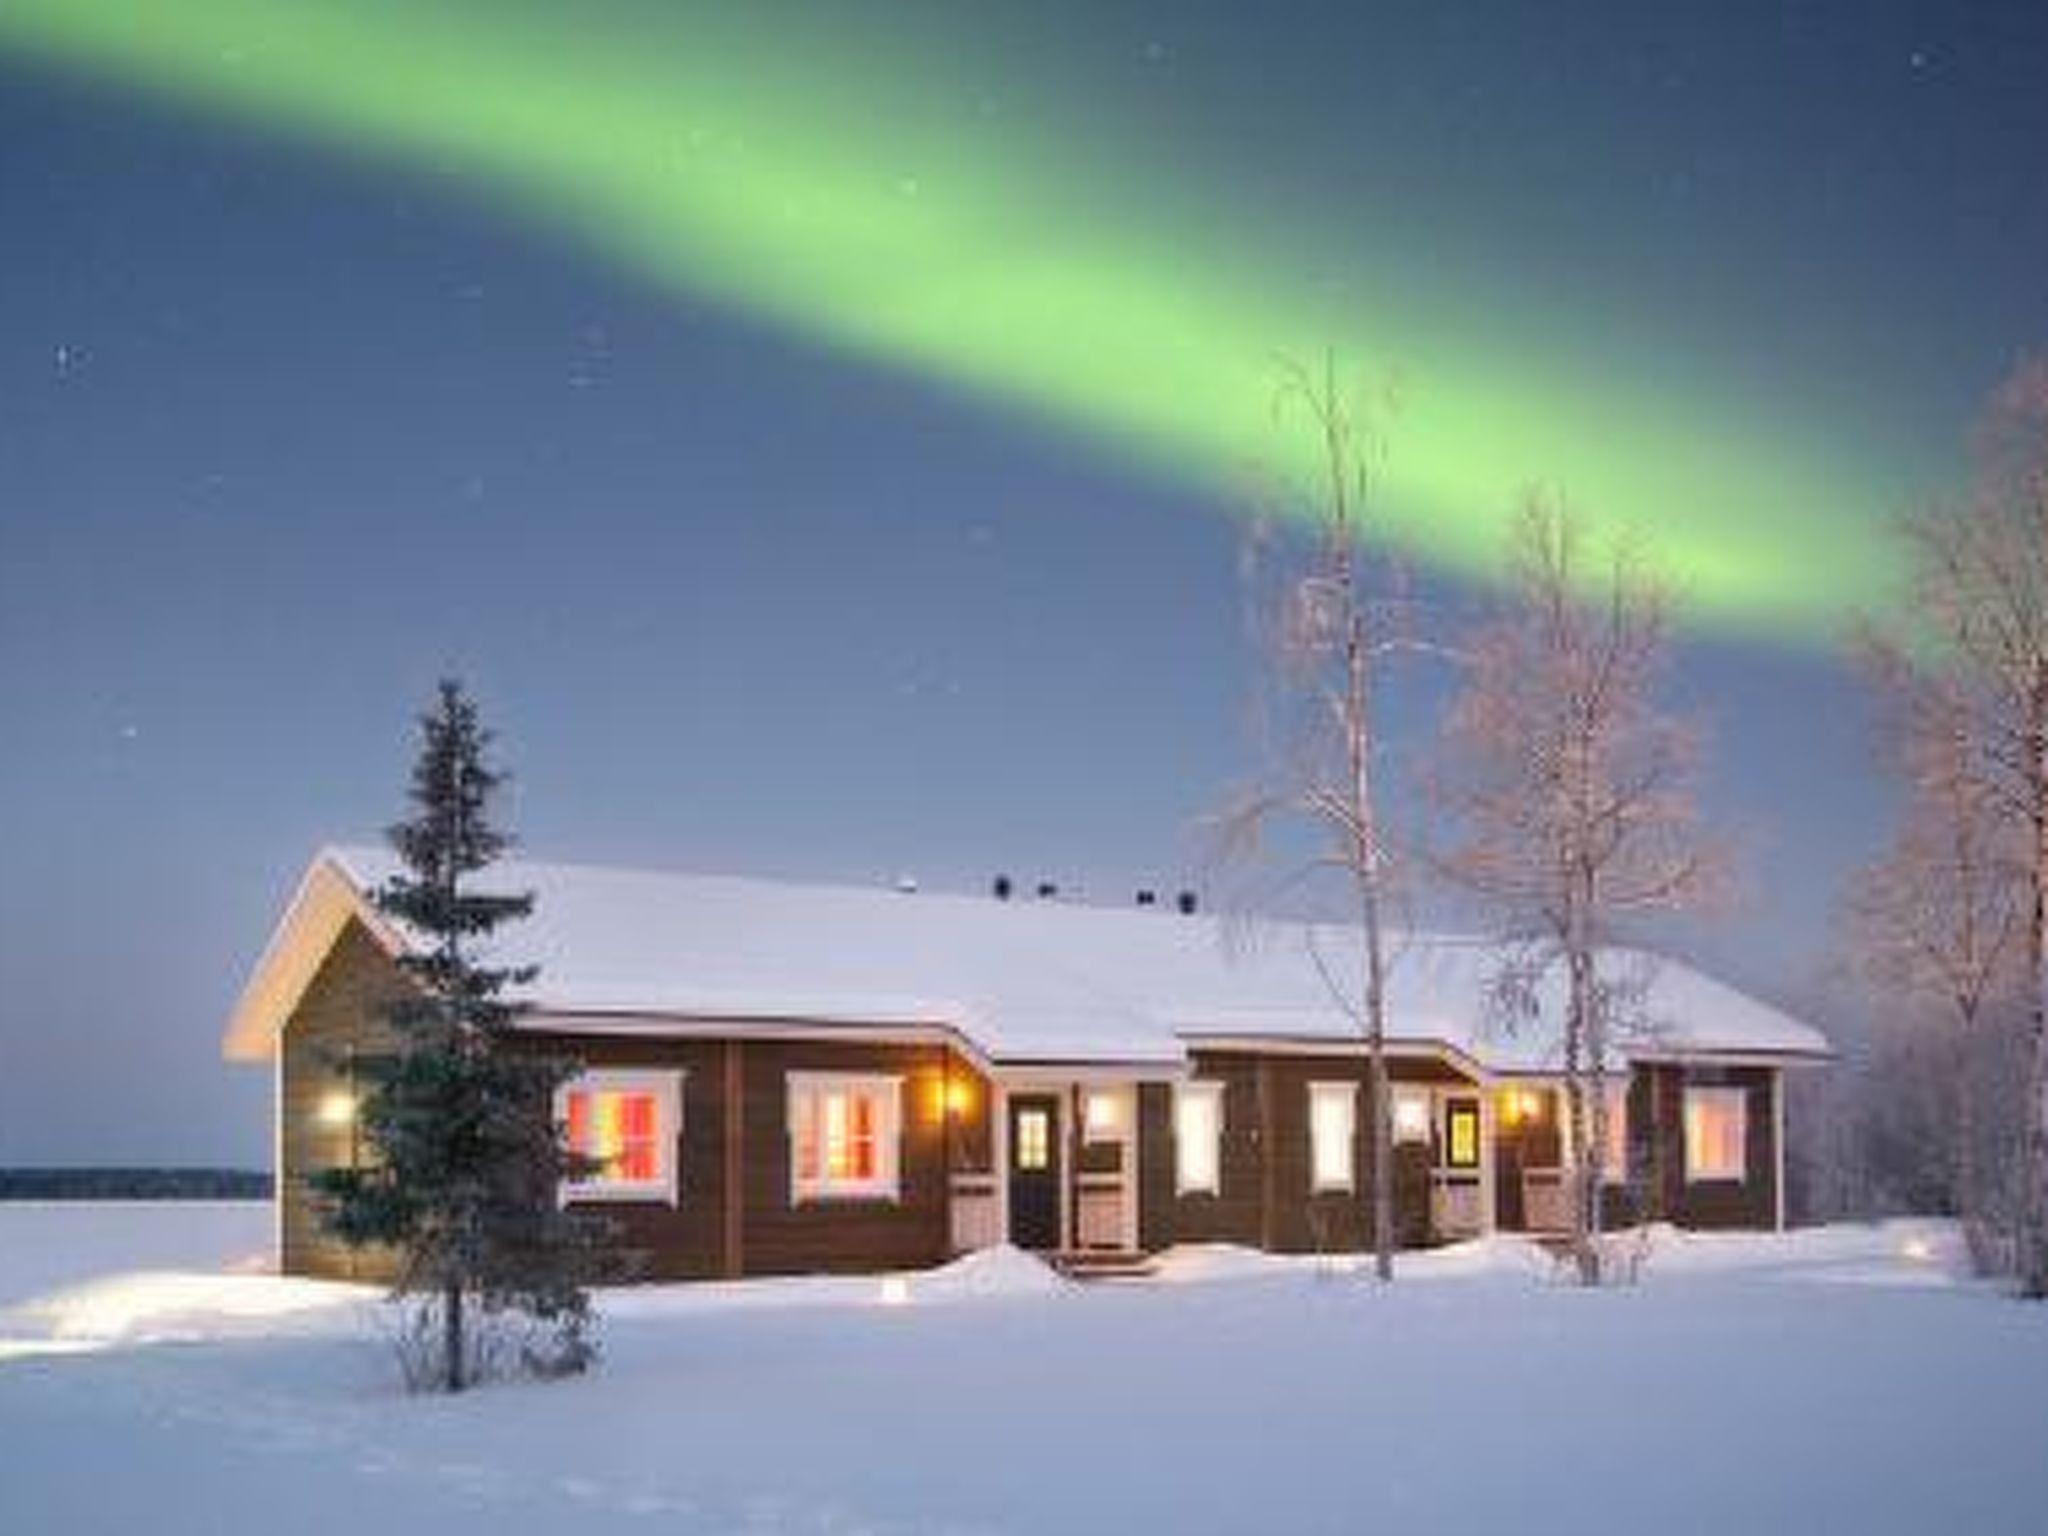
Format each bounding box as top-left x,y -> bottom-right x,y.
1843,665 -> 2025,1261
314,679 -> 607,1390
1218,355 -> 1411,1281
1862,357 -> 2048,1295
1435,499 -> 1721,1284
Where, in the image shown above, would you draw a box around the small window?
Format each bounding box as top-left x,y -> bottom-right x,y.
1445,1100 -> 1481,1169
1016,1108 -> 1051,1170
1083,1090 -> 1122,1141
790,1073 -> 903,1202
1175,1081 -> 1224,1196
1392,1086 -> 1433,1144
1309,1082 -> 1355,1193
1684,1086 -> 1748,1182
558,1069 -> 683,1205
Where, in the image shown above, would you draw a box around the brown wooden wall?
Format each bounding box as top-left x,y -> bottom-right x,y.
276,926 -> 989,1282
277,919 -> 403,1281
1136,1050 -> 1475,1256
1609,1063 -> 1779,1230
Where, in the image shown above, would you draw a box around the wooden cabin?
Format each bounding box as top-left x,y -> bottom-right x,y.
225,848 -> 1829,1282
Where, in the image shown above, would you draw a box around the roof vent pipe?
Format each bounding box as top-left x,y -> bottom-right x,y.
1036,881 -> 1059,900
992,875 -> 1013,900
1135,889 -> 1157,907
1176,890 -> 1198,915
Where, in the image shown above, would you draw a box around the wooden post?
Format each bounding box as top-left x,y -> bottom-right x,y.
1257,1060 -> 1278,1251
722,1040 -> 744,1279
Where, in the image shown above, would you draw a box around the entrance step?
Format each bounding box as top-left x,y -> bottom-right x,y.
1044,1249 -> 1159,1282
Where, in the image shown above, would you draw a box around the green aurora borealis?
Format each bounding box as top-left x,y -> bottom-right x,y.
0,0 -> 1901,636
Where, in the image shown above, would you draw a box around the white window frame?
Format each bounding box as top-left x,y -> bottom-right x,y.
556,1068 -> 684,1206
1308,1081 -> 1356,1194
1175,1080 -> 1224,1196
788,1072 -> 904,1204
1684,1085 -> 1748,1183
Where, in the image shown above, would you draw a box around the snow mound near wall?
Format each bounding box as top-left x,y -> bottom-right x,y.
906,1243 -> 1069,1300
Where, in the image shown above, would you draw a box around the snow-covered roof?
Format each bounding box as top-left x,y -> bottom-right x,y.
221,845 -> 1830,1072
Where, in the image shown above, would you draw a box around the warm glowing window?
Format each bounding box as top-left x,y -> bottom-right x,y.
1392,1087 -> 1433,1144
1084,1090 -> 1121,1141
1601,1079 -> 1630,1183
1309,1082 -> 1355,1193
1445,1100 -> 1481,1169
1175,1081 -> 1223,1195
1016,1108 -> 1051,1170
558,1069 -> 682,1205
790,1073 -> 902,1202
1685,1086 -> 1747,1182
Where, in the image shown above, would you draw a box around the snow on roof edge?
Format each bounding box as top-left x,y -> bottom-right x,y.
290,844 -> 1830,1070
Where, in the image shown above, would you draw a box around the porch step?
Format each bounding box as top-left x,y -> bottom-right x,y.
1044,1249 -> 1159,1282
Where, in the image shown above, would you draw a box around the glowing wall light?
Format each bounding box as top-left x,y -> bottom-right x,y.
315,1090 -> 356,1128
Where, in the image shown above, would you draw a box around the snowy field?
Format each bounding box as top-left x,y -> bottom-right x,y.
2,1205 -> 2045,1534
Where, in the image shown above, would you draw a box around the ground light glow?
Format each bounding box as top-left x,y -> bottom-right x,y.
0,1 -> 1898,636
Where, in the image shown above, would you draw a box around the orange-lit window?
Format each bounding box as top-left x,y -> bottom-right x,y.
558,1070 -> 682,1204
1685,1086 -> 1747,1182
790,1074 -> 902,1202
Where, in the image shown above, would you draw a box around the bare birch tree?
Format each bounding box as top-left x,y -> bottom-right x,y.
1435,497 -> 1721,1284
1865,356 -> 2048,1295
1842,664 -> 2026,1260
1217,355 -> 1409,1282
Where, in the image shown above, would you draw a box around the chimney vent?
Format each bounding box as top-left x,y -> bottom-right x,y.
1135,889 -> 1157,907
1036,881 -> 1059,900
1176,890 -> 1198,915
992,874 -> 1013,901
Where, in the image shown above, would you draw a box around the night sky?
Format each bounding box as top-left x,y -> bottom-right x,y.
3,2 -> 2045,1164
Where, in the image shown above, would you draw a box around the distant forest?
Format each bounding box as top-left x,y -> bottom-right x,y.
0,1168 -> 271,1200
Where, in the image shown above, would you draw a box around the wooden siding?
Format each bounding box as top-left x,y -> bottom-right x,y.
277,919 -> 403,1282
1626,1063 -> 1779,1229
1137,1050 -> 1476,1255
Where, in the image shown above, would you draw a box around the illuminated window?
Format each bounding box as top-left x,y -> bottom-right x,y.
1392,1087 -> 1433,1144
1445,1100 -> 1481,1168
1016,1108 -> 1051,1170
1084,1090 -> 1121,1140
1601,1079 -> 1630,1183
1309,1082 -> 1355,1193
558,1069 -> 682,1205
1175,1081 -> 1224,1195
790,1073 -> 903,1202
1684,1086 -> 1748,1182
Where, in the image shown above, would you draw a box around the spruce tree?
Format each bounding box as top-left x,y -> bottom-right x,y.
314,679 -> 606,1391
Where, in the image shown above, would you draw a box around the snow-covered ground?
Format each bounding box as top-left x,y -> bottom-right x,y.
1,1205 -> 2043,1534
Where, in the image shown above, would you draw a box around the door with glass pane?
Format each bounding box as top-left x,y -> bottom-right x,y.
1007,1094 -> 1061,1249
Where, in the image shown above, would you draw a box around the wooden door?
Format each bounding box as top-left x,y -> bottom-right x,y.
1007,1094 -> 1061,1250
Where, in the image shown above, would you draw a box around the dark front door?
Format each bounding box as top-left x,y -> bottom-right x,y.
1007,1094 -> 1062,1250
